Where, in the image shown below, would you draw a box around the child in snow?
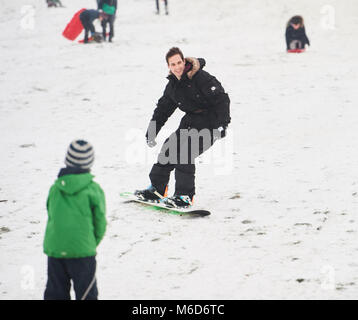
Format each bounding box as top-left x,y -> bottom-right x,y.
43,140 -> 106,300
98,0 -> 117,42
155,0 -> 169,15
285,15 -> 310,50
79,9 -> 108,43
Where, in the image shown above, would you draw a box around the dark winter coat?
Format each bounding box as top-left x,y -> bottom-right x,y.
285,25 -> 310,50
146,57 -> 231,139
98,0 -> 117,15
80,9 -> 100,25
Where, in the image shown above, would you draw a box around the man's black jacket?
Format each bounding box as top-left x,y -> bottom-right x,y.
80,9 -> 100,24
285,25 -> 310,49
146,57 -> 231,140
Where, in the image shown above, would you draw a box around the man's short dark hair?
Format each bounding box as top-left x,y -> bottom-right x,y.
166,47 -> 184,64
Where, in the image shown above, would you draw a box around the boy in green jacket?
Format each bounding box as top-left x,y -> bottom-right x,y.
43,140 -> 106,300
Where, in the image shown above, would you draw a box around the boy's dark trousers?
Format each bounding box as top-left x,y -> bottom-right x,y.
101,15 -> 115,41
44,256 -> 98,300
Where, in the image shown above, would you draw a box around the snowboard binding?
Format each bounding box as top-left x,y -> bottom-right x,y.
163,195 -> 193,209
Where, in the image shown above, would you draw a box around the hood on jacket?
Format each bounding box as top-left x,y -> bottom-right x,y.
185,57 -> 206,79
54,173 -> 94,195
168,57 -> 206,80
58,166 -> 90,178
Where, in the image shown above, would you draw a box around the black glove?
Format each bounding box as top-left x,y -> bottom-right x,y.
213,126 -> 227,141
146,138 -> 157,148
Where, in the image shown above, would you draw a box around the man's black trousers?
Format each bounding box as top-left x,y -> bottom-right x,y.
101,15 -> 115,41
149,123 -> 215,198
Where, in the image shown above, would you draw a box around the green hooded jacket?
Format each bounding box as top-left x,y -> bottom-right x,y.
43,173 -> 106,258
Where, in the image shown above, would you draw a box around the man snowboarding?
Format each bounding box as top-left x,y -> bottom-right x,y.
135,47 -> 230,208
98,0 -> 117,42
79,9 -> 108,43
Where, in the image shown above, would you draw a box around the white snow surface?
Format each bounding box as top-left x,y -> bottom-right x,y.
1,0 -> 358,300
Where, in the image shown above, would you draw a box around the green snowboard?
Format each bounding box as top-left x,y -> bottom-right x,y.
120,192 -> 211,217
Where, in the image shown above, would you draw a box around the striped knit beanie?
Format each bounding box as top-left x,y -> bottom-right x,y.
65,140 -> 94,169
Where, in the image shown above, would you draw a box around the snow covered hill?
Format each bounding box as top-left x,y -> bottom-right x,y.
0,0 -> 358,299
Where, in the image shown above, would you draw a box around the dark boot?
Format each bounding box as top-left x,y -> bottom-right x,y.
149,163 -> 174,196
164,195 -> 193,208
134,185 -> 167,202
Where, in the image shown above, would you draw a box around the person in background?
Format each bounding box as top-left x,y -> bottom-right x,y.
43,140 -> 106,300
98,0 -> 117,42
155,0 -> 168,15
47,0 -> 64,7
79,9 -> 108,43
285,15 -> 310,50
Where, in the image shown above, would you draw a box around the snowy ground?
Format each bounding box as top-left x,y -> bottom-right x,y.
1,0 -> 358,300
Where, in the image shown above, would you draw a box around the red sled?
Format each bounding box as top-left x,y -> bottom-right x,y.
62,8 -> 86,41
287,49 -> 305,53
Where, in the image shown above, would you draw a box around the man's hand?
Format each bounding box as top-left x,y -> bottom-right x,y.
213,126 -> 227,141
146,138 -> 157,148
